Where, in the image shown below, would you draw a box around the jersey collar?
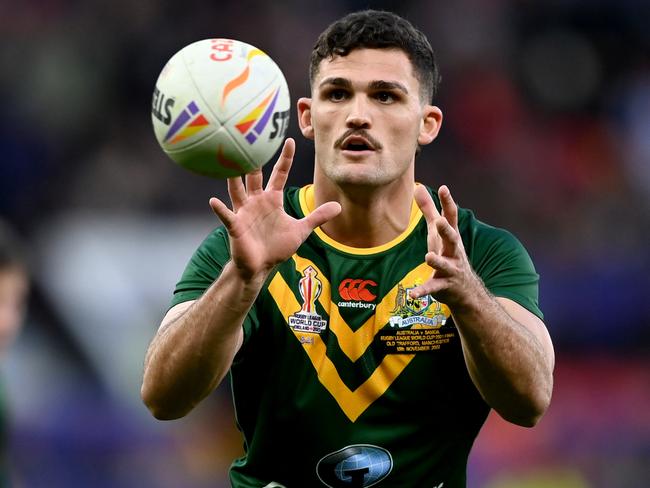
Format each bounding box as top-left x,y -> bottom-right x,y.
298,184 -> 424,256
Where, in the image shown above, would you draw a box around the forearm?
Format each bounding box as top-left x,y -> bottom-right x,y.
141,260 -> 267,420
452,277 -> 553,427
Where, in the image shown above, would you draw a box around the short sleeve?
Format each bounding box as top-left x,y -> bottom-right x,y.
169,226 -> 260,345
462,212 -> 544,321
170,227 -> 230,307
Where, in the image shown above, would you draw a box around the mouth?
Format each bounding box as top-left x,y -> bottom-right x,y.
340,135 -> 376,153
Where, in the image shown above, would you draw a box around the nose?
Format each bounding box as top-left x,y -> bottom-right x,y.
345,96 -> 371,129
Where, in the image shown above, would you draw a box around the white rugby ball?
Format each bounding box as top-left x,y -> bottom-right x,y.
151,38 -> 290,178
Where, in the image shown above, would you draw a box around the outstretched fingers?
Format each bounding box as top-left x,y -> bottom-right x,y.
438,185 -> 458,230
246,169 -> 264,195
410,251 -> 453,299
266,138 -> 296,192
414,184 -> 441,223
209,197 -> 236,231
410,185 -> 463,299
227,176 -> 247,211
414,184 -> 443,255
435,209 -> 463,258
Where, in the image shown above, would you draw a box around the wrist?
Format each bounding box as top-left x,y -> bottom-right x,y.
225,260 -> 273,293
449,270 -> 490,312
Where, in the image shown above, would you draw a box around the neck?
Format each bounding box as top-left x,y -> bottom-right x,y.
312,174 -> 415,248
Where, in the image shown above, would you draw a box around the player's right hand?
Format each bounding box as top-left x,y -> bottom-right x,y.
209,138 -> 341,282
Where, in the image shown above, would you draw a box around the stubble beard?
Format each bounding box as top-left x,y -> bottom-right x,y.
321,157 -> 393,189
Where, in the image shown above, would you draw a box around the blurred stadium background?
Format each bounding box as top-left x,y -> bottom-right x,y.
1,0 -> 649,486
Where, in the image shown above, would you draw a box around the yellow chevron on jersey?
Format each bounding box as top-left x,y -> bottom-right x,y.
267,254 -> 452,421
291,254 -> 447,362
267,270 -> 415,422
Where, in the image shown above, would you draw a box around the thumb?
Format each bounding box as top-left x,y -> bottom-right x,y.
301,201 -> 341,232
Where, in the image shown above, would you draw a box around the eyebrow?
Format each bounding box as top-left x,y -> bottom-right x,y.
369,80 -> 409,94
319,77 -> 352,89
318,77 -> 409,94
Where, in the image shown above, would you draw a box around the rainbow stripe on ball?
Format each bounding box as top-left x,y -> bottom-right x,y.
164,101 -> 210,144
235,87 -> 280,144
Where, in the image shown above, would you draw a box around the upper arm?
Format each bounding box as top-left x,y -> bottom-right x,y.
464,214 -> 544,321
169,227 -> 231,309
159,300 -> 195,331
496,297 -> 555,371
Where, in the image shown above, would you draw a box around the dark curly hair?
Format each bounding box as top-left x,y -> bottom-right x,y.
309,10 -> 441,103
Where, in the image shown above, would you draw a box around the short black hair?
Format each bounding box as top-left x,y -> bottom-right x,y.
310,10 -> 441,103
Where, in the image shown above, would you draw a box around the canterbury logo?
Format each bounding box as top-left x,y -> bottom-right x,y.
338,279 -> 377,302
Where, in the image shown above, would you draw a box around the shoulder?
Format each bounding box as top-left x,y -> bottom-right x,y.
419,184 -> 542,317
456,204 -> 542,319
169,226 -> 230,309
456,206 -> 533,274
195,225 -> 230,259
177,225 -> 232,280
459,209 -> 523,257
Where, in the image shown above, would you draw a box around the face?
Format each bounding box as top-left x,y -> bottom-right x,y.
299,48 -> 442,189
0,267 -> 28,354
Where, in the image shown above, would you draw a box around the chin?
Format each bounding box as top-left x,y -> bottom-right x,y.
330,168 -> 389,188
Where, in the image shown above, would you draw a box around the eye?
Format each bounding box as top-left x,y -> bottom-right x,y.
327,89 -> 348,102
375,91 -> 396,104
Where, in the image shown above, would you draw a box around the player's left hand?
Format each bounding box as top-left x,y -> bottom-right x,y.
409,185 -> 482,308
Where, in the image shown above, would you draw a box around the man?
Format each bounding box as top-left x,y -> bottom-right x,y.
142,10 -> 554,487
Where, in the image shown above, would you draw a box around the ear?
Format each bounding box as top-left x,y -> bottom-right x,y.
297,97 -> 314,140
417,105 -> 443,146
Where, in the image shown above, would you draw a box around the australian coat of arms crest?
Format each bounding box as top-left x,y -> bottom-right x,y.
388,283 -> 448,328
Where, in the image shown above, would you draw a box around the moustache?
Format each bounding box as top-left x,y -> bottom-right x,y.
334,129 -> 382,150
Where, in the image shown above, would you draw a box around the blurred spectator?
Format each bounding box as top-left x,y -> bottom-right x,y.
0,220 -> 29,484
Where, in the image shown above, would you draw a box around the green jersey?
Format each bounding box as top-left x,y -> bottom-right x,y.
171,184 -> 543,488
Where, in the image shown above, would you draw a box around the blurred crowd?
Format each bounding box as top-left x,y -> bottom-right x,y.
0,0 -> 649,487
